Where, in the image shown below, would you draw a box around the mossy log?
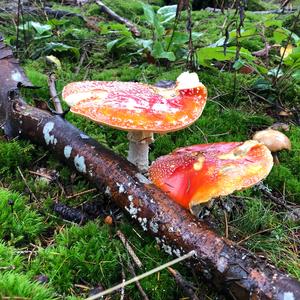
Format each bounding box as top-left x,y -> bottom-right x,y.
1,38 -> 300,300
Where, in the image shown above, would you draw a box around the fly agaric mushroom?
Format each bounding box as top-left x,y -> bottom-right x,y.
252,129 -> 291,164
62,72 -> 207,172
149,141 -> 273,210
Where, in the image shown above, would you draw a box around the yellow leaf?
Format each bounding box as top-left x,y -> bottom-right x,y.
46,55 -> 62,70
280,44 -> 293,59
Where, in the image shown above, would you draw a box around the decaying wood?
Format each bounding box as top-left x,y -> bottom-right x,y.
1,39 -> 300,300
95,0 -> 140,37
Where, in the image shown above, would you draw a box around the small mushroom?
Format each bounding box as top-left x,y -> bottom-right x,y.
252,129 -> 291,164
149,141 -> 273,211
62,72 -> 207,172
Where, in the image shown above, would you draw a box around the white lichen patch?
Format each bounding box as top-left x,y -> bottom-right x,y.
216,256 -> 228,273
105,186 -> 111,196
11,69 -> 22,82
135,173 -> 151,184
80,133 -> 89,139
138,217 -> 148,231
125,202 -> 138,219
117,183 -> 125,194
74,155 -> 87,173
173,248 -> 182,257
128,195 -> 134,202
43,122 -> 57,145
149,220 -> 159,233
64,145 -> 72,159
161,243 -> 173,256
283,292 -> 295,300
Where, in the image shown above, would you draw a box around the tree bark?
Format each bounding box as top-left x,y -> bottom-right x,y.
1,39 -> 300,300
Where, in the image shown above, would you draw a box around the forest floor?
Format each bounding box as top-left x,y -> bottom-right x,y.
0,0 -> 299,299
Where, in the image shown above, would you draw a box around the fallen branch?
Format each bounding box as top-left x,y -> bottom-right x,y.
48,73 -> 63,114
95,0 -> 140,36
1,39 -> 300,299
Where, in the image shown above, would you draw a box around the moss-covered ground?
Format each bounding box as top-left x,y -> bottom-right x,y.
0,0 -> 299,299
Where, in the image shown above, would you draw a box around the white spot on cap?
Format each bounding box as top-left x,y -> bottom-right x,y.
74,155 -> 86,173
176,72 -> 201,90
43,122 -> 57,145
64,145 -> 72,159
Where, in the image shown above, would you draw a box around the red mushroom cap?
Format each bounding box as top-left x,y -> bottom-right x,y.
62,76 -> 207,133
149,141 -> 273,209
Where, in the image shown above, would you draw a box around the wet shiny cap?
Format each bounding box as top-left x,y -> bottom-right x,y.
149,141 -> 273,209
62,72 -> 207,133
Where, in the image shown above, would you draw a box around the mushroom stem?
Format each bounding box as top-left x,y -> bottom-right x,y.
127,131 -> 154,172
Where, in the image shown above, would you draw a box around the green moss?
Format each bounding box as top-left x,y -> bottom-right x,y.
0,189 -> 45,245
0,272 -> 56,300
0,241 -> 24,271
0,140 -> 34,175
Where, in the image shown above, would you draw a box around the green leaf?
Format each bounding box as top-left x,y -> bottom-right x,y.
166,32 -> 189,45
136,39 -> 153,51
142,3 -> 156,26
197,46 -> 254,67
107,37 -> 134,52
30,21 -> 52,35
292,70 -> 300,81
264,20 -> 283,27
157,5 -> 177,24
252,78 -> 272,91
41,42 -> 80,60
151,42 -> 175,61
273,27 -> 300,44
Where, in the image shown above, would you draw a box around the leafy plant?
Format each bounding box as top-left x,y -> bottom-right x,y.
102,4 -> 202,63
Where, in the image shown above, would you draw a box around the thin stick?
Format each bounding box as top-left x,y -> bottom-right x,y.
85,250 -> 196,300
17,166 -> 38,202
127,260 -> 149,300
116,230 -> 143,268
66,188 -> 97,199
48,73 -> 63,114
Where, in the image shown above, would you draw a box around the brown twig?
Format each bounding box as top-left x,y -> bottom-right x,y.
127,260 -> 149,300
48,73 -> 63,114
66,188 -> 97,199
17,166 -> 38,202
116,230 -> 143,269
95,0 -> 140,37
168,267 -> 200,300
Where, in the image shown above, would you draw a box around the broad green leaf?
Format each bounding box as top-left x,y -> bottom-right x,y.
30,21 -> 52,35
233,59 -> 245,70
152,42 -> 175,61
292,70 -> 300,81
154,19 -> 164,37
192,32 -> 203,40
264,20 -> 283,27
252,78 -> 272,91
107,37 -> 134,51
136,39 -> 153,51
41,42 -> 80,60
142,3 -> 156,26
197,46 -> 254,66
166,32 -> 189,45
274,27 -> 300,44
157,5 -> 177,24
47,19 -> 69,26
